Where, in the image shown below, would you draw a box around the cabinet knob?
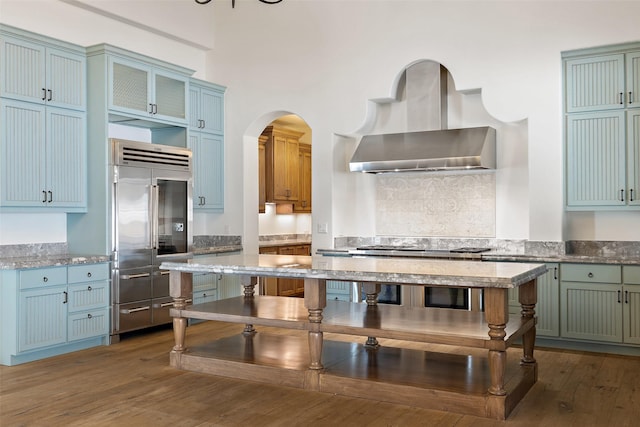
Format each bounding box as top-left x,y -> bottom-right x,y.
87,313 -> 93,319
87,272 -> 92,278
87,286 -> 92,291
588,272 -> 594,278
43,276 -> 48,282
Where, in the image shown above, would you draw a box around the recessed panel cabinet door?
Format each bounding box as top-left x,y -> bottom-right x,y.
46,107 -> 86,208
628,110 -> 640,206
565,54 -> 625,113
623,284 -> 640,344
199,87 -> 223,134
191,133 -> 224,211
0,99 -> 46,206
566,111 -> 626,207
19,286 -> 67,352
627,51 -> 640,108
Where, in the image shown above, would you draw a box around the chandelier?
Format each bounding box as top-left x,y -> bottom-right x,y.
195,0 -> 283,7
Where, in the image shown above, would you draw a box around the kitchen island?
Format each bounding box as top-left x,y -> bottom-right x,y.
161,254 -> 546,420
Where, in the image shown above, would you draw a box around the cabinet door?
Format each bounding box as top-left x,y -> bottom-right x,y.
191,132 -> 224,211
19,286 -> 67,352
258,138 -> 266,213
566,111 -> 626,207
566,54 -> 625,113
628,109 -> 640,206
560,281 -> 622,343
109,57 -> 152,116
199,87 -> 224,134
45,46 -> 86,111
46,107 -> 86,209
623,284 -> 640,344
153,69 -> 187,123
294,144 -> 312,213
1,36 -> 46,104
272,134 -> 299,201
0,99 -> 46,206
627,51 -> 640,108
508,263 -> 559,337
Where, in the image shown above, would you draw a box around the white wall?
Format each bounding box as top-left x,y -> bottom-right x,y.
204,0 -> 640,249
2,1 -> 640,249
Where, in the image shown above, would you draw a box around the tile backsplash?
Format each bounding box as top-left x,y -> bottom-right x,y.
376,173 -> 495,237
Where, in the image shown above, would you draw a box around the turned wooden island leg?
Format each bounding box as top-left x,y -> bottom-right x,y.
362,282 -> 381,349
304,278 -> 326,370
241,275 -> 258,336
169,271 -> 193,354
519,279 -> 538,365
484,287 -> 508,396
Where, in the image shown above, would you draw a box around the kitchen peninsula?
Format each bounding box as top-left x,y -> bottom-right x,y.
161,255 -> 546,420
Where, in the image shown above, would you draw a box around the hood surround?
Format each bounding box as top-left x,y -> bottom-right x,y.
349,61 -> 497,173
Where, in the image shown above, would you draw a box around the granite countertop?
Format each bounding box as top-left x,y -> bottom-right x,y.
161,254 -> 547,288
0,254 -> 111,270
193,245 -> 244,256
259,239 -> 312,248
316,248 -> 640,265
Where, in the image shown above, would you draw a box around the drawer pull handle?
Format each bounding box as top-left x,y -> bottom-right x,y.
159,302 -> 174,308
588,272 -> 594,278
120,306 -> 150,314
160,270 -> 171,275
120,272 -> 150,280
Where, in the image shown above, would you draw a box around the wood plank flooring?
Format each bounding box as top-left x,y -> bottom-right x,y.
1,321 -> 639,426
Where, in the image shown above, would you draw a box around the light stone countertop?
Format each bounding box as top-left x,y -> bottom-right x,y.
160,254 -> 547,288
316,248 -> 640,265
0,254 -> 111,270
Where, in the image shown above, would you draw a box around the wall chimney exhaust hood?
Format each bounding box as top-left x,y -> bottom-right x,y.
349,126 -> 496,173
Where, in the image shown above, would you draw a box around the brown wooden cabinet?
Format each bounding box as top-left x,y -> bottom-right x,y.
262,126 -> 303,203
294,143 -> 312,213
258,135 -> 267,213
259,243 -> 311,297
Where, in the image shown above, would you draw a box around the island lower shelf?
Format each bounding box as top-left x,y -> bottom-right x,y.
170,294 -> 537,419
171,296 -> 534,351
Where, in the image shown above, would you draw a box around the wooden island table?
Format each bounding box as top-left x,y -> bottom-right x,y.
161,254 -> 547,420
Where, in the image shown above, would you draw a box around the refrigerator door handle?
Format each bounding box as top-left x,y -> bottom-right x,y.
151,184 -> 158,250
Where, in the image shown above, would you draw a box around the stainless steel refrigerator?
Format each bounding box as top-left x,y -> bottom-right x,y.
110,139 -> 193,341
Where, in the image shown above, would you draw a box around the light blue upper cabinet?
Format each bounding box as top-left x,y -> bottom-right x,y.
0,33 -> 86,111
189,81 -> 225,134
189,78 -> 226,212
564,42 -> 640,210
627,51 -> 640,109
565,54 -> 625,113
190,132 -> 224,212
108,54 -> 188,126
0,25 -> 87,212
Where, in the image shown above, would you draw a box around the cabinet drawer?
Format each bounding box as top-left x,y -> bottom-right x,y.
68,308 -> 109,342
68,263 -> 110,284
19,267 -> 67,289
67,281 -> 109,312
561,264 -> 621,283
623,266 -> 640,284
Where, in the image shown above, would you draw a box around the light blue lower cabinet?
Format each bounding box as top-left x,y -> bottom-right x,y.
0,263 -> 110,366
327,280 -> 352,302
507,263 -> 560,338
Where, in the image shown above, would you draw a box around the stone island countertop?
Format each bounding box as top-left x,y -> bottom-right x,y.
160,253 -> 546,288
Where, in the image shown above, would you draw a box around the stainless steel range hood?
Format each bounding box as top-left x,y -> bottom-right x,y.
349,127 -> 496,173
349,61 -> 497,173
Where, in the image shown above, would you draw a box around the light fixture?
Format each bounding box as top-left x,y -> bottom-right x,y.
195,0 -> 283,7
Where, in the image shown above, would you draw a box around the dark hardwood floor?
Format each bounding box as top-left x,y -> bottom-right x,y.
1,321 -> 638,426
